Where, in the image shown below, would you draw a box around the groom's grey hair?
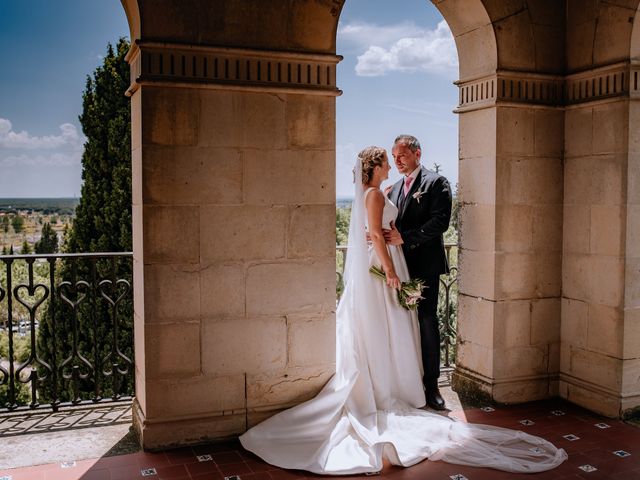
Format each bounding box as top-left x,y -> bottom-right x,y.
394,134 -> 421,153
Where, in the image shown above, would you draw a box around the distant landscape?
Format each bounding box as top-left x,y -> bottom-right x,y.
336,197 -> 353,209
0,198 -> 77,254
0,198 -> 79,216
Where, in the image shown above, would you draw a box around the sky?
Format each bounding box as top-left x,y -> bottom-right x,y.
336,0 -> 459,197
0,1 -> 458,198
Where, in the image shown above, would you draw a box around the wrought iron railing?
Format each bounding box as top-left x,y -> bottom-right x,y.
0,252 -> 133,412
336,244 -> 458,369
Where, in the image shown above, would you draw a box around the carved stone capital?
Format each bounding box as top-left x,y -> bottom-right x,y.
455,71 -> 564,112
456,62 -> 640,112
126,41 -> 342,97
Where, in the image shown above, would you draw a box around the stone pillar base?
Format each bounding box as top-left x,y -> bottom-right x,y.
452,367 -> 559,405
132,400 -> 245,451
559,376 -> 639,418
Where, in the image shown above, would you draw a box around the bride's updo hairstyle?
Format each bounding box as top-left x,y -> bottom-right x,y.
357,146 -> 387,184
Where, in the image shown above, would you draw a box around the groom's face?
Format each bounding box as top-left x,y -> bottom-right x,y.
392,143 -> 420,176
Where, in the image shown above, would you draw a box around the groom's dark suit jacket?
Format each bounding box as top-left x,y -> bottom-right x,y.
390,165 -> 452,279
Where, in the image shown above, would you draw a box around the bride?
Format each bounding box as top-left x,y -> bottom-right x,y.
240,146 -> 568,475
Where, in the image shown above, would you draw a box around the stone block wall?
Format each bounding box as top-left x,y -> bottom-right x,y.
561,100 -> 630,416
130,58 -> 340,446
456,103 -> 564,403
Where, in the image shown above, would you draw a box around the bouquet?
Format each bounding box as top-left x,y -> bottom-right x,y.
369,265 -> 426,310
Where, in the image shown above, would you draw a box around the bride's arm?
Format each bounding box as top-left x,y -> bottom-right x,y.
365,190 -> 401,290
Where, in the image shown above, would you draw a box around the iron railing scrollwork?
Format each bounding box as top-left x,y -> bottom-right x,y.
0,253 -> 133,413
336,244 -> 458,369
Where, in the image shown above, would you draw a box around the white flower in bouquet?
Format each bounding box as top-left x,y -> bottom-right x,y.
369,265 -> 427,311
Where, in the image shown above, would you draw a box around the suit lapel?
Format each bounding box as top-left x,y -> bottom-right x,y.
399,169 -> 423,219
392,179 -> 403,212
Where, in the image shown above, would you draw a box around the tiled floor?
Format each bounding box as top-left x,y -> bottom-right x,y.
1,399 -> 639,480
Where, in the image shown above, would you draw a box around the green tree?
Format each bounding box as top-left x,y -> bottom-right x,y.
1,216 -> 9,234
21,240 -> 31,254
336,207 -> 351,247
0,333 -> 33,406
38,38 -> 133,405
35,222 -> 58,254
11,215 -> 24,234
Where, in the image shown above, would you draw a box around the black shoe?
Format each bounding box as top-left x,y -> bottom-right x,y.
426,388 -> 446,410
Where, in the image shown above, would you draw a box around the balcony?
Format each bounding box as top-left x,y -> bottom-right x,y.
1,251 -> 639,479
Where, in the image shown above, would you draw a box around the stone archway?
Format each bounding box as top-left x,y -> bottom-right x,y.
119,0 -> 640,449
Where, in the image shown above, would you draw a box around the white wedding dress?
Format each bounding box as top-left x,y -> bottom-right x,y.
240,172 -> 567,475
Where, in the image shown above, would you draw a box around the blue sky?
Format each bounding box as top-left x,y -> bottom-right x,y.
0,1 -> 458,198
336,0 -> 458,197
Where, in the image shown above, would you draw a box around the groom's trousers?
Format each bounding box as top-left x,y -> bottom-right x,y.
417,275 -> 441,391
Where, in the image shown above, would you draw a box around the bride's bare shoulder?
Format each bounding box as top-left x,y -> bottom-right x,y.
364,188 -> 384,208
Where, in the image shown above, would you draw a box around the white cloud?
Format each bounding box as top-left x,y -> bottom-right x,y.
341,20 -> 457,77
0,152 -> 82,167
0,118 -> 85,168
383,104 -> 456,127
338,21 -> 426,53
0,118 -> 82,150
336,143 -> 360,197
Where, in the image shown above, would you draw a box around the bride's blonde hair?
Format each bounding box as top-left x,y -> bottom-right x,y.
357,146 -> 387,184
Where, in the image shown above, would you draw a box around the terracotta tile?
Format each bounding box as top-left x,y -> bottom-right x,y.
610,468 -> 640,479
154,464 -> 189,479
217,462 -> 253,476
184,461 -> 221,477
163,448 -> 200,465
241,473 -> 274,480
246,459 -> 279,473
110,464 -> 142,480
3,470 -> 46,480
79,468 -> 112,480
267,468 -> 309,479
94,454 -> 139,470
593,458 -> 639,475
575,467 -> 611,480
211,452 -> 245,465
45,467 -> 91,480
191,473 -> 224,480
136,451 -> 172,466
195,440 -> 241,455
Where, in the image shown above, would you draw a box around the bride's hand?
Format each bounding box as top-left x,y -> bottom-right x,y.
383,265 -> 401,290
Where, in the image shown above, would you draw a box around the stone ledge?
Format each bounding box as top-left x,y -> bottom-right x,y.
127,42 -> 342,97
456,62 -> 640,112
133,399 -> 245,451
452,366 -> 559,404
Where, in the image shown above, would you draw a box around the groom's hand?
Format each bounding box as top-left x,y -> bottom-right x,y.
383,222 -> 404,246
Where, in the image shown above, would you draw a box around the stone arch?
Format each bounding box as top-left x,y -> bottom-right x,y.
630,0 -> 640,59
432,0 -> 497,80
120,0 -> 141,45
116,0 -> 640,449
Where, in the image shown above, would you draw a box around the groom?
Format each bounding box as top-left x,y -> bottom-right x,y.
385,134 -> 452,411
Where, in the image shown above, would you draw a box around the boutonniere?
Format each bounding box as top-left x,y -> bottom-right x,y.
412,190 -> 425,204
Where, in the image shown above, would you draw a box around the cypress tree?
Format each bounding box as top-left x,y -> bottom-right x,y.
38,38 -> 133,405
21,240 -> 31,254
35,222 -> 58,254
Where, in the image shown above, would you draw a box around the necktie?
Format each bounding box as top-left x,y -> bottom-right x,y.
403,176 -> 413,196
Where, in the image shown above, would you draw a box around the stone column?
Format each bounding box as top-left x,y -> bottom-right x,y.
127,42 -> 340,448
560,62 -> 640,417
453,72 -> 565,403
